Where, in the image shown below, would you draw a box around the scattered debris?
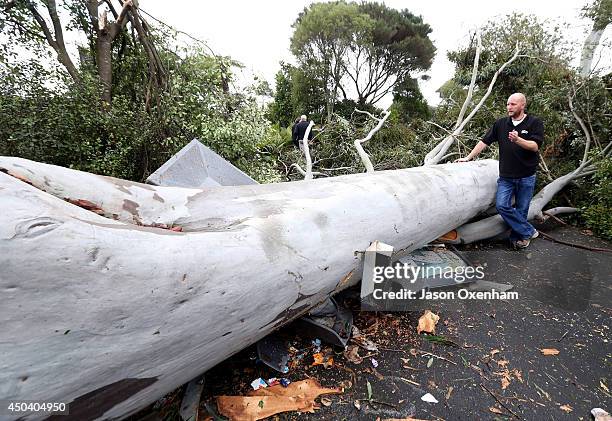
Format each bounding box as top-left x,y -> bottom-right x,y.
371,358 -> 379,368
592,408 -> 612,421
417,310 -> 440,334
559,404 -> 573,413
445,386 -> 454,400
216,379 -> 342,421
539,348 -> 560,356
489,406 -> 504,414
422,334 -> 460,347
266,378 -> 280,387
256,334 -> 290,373
312,352 -> 334,368
351,326 -> 379,351
354,400 -> 361,410
344,345 -> 364,364
250,378 -> 267,391
420,393 -> 438,404
320,397 -> 333,407
179,375 -> 204,421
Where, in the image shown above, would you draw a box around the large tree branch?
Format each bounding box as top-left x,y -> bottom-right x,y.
424,43 -> 522,165
24,0 -> 81,83
454,29 -> 482,130
568,88 -> 592,166
354,107 -> 391,173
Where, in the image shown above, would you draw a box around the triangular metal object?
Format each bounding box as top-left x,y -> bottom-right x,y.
146,139 -> 257,188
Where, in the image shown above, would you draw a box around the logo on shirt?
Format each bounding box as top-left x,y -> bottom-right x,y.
520,130 -> 528,134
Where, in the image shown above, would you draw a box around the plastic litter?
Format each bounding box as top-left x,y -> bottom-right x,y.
266,378 -> 280,387
250,378 -> 268,390
371,358 -> 379,368
421,392 -> 438,403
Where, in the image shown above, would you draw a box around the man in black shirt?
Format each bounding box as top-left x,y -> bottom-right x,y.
456,93 -> 544,249
292,115 -> 313,149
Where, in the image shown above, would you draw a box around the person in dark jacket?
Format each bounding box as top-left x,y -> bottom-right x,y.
292,115 -> 313,149
456,93 -> 544,249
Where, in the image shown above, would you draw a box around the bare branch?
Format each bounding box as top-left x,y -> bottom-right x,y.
300,121 -> 316,180
568,90 -> 592,166
454,28 -> 481,130
24,0 -> 81,83
424,43 -> 522,165
354,108 -> 391,173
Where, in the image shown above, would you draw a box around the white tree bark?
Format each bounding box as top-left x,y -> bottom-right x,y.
424,43 -> 521,165
580,27 -> 606,77
0,158 -> 498,420
354,108 -> 391,173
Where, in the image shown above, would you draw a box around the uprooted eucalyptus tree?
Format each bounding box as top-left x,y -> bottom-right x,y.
0,156 -> 498,419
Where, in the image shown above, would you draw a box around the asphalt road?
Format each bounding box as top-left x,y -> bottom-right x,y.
135,224 -> 612,421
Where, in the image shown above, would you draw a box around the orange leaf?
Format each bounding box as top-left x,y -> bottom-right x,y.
489,407 -> 504,414
559,404 -> 573,413
540,348 -> 560,356
417,310 -> 440,334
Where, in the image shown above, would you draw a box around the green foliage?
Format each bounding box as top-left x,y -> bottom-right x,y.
390,77 -> 431,122
290,1 -> 434,115
582,157 -> 612,239
437,13 -> 611,239
267,63 -> 295,127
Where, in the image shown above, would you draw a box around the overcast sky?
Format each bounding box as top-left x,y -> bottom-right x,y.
139,1 -> 609,106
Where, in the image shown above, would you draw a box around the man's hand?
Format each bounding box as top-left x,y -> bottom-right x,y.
454,157 -> 471,163
508,130 -> 520,142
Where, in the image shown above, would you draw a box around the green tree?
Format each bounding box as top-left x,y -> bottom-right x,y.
290,1 -> 435,119
390,77 -> 431,122
291,1 -> 374,119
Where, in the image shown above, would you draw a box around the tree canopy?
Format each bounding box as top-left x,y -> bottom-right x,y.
289,1 -> 434,119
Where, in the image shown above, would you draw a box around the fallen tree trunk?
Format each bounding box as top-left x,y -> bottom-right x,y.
0,158 -> 498,420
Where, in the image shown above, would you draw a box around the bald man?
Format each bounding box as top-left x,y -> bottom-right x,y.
456,93 -> 544,249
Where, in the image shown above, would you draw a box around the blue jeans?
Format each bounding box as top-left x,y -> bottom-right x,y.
496,175 -> 537,242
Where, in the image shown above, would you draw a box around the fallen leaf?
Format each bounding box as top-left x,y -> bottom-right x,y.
217,379 -> 342,420
559,404 -> 573,413
600,380 -> 610,393
420,392 -> 438,404
490,349 -> 500,357
540,348 -> 560,356
489,407 -> 503,414
343,345 -> 363,365
445,386 -> 453,400
496,359 -> 509,368
320,397 -> 332,407
339,380 -> 352,390
513,369 -> 523,383
501,376 -> 510,390
592,408 -> 612,421
312,353 -> 333,368
417,310 -> 440,334
354,400 -> 361,410
427,357 -> 434,368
